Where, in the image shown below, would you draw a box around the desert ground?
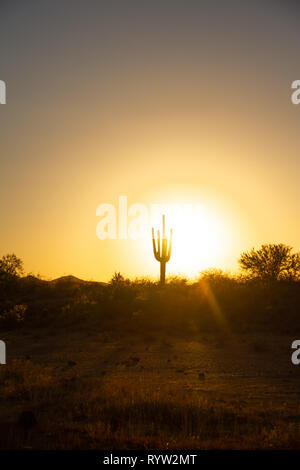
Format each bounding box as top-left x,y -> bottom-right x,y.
1,323 -> 300,449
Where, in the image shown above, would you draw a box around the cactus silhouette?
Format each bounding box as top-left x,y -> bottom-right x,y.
152,215 -> 172,284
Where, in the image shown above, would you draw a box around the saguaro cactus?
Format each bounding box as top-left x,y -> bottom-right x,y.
152,215 -> 172,284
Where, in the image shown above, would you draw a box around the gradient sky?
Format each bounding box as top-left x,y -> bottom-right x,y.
0,0 -> 299,280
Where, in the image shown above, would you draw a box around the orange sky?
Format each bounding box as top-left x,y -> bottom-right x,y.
0,1 -> 299,280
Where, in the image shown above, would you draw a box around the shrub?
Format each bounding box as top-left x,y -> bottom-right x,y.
0,304 -> 27,328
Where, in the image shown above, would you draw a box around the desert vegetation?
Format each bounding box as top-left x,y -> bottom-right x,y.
0,244 -> 300,449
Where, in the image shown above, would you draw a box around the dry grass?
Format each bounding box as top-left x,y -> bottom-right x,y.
0,276 -> 299,448
1,328 -> 300,449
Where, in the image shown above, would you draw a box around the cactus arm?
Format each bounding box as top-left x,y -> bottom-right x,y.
152,227 -> 156,254
152,238 -> 158,260
152,228 -> 159,261
152,228 -> 157,259
166,228 -> 172,262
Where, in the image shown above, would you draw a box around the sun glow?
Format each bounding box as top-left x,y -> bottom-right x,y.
150,203 -> 230,278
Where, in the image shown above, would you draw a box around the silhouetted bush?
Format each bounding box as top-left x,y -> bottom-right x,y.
0,304 -> 27,329
239,244 -> 300,281
0,263 -> 299,335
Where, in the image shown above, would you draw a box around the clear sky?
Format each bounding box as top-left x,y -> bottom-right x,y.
0,0 -> 299,280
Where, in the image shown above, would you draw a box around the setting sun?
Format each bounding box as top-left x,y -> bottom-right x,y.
148,203 -> 230,278
169,207 -> 229,277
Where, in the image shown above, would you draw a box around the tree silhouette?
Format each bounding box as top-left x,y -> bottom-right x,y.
239,244 -> 300,281
0,254 -> 23,280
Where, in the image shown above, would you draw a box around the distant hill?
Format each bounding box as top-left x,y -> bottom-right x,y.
51,275 -> 106,286
22,274 -> 106,286
50,275 -> 86,285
